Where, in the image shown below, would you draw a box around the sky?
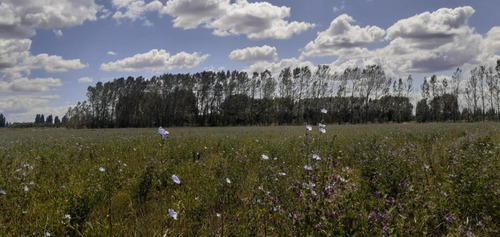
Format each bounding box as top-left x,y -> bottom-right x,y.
1,0 -> 500,122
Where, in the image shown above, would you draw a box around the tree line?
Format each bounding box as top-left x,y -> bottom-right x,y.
62,61 -> 500,128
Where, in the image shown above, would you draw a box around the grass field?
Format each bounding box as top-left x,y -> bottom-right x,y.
0,123 -> 499,236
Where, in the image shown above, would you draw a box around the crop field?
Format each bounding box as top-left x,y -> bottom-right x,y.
0,123 -> 499,236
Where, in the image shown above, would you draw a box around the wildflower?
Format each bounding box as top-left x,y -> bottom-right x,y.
46,232 -> 51,236
23,185 -> 29,191
0,190 -> 6,195
172,175 -> 181,185
273,206 -> 281,211
319,128 -> 326,134
444,213 -> 455,223
158,126 -> 169,139
64,214 -> 71,220
99,167 -> 105,172
278,172 -> 286,176
226,178 -> 231,184
424,164 -> 429,169
321,108 -> 327,114
312,154 -> 321,160
306,125 -> 312,131
216,213 -> 221,218
261,154 -> 269,160
168,209 -> 178,220
318,123 -> 326,128
304,165 -> 312,170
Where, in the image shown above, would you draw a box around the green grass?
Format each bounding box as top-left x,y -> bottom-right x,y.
0,123 -> 499,236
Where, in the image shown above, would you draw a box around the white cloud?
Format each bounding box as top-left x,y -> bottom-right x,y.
0,77 -> 62,92
484,27 -> 500,54
301,6 -> 492,77
78,77 -> 93,83
23,54 -> 86,72
303,14 -> 385,57
0,0 -> 98,39
0,95 -> 68,122
386,6 -> 475,41
53,29 -> 63,37
243,57 -> 315,75
162,0 -> 314,39
229,45 -> 277,62
107,51 -> 117,56
100,49 -> 209,72
0,38 -> 85,92
112,0 -> 163,24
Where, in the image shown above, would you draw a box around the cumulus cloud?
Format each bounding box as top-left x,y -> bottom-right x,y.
243,57 -> 315,75
161,0 -> 315,39
78,77 -> 93,83
0,38 -> 85,92
484,27 -> 500,54
386,6 -> 475,41
0,95 -> 68,122
0,77 -> 62,92
100,49 -> 209,72
300,6 -> 491,77
0,0 -> 98,39
229,45 -> 277,62
112,0 -> 163,24
303,14 -> 385,57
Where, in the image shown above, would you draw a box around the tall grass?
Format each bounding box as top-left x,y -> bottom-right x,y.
0,123 -> 498,236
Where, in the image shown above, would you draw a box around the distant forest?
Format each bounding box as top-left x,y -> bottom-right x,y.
61,61 -> 500,128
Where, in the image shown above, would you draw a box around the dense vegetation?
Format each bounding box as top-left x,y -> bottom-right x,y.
0,123 -> 498,235
61,61 -> 500,128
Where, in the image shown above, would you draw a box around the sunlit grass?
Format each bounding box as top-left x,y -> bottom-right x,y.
0,123 -> 498,236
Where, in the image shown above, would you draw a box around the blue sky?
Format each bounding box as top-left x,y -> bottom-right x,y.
1,0 -> 499,122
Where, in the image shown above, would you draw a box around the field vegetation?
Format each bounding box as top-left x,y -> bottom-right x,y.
0,123 -> 499,236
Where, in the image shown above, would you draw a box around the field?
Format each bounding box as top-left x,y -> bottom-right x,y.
0,123 -> 499,236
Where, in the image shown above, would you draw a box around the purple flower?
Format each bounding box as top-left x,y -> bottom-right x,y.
158,126 -> 169,139
168,209 -> 178,220
444,213 -> 455,223
172,175 -> 181,185
321,108 -> 327,114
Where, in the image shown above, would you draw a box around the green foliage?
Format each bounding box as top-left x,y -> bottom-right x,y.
0,123 -> 499,236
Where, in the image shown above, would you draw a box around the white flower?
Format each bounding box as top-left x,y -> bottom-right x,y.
306,125 -> 312,131
312,154 -> 321,160
304,165 -> 312,171
318,123 -> 326,128
278,172 -> 286,176
0,190 -> 6,195
172,175 -> 181,185
321,108 -> 327,114
261,154 -> 269,160
319,128 -> 326,134
23,185 -> 29,191
226,178 -> 231,184
424,164 -> 429,169
99,167 -> 105,172
216,213 -> 221,218
46,232 -> 51,237
64,214 -> 71,220
168,209 -> 178,220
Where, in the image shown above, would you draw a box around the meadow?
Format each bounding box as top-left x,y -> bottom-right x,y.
0,123 -> 499,236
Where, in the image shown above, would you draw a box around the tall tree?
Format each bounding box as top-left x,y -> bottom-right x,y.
0,113 -> 5,127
